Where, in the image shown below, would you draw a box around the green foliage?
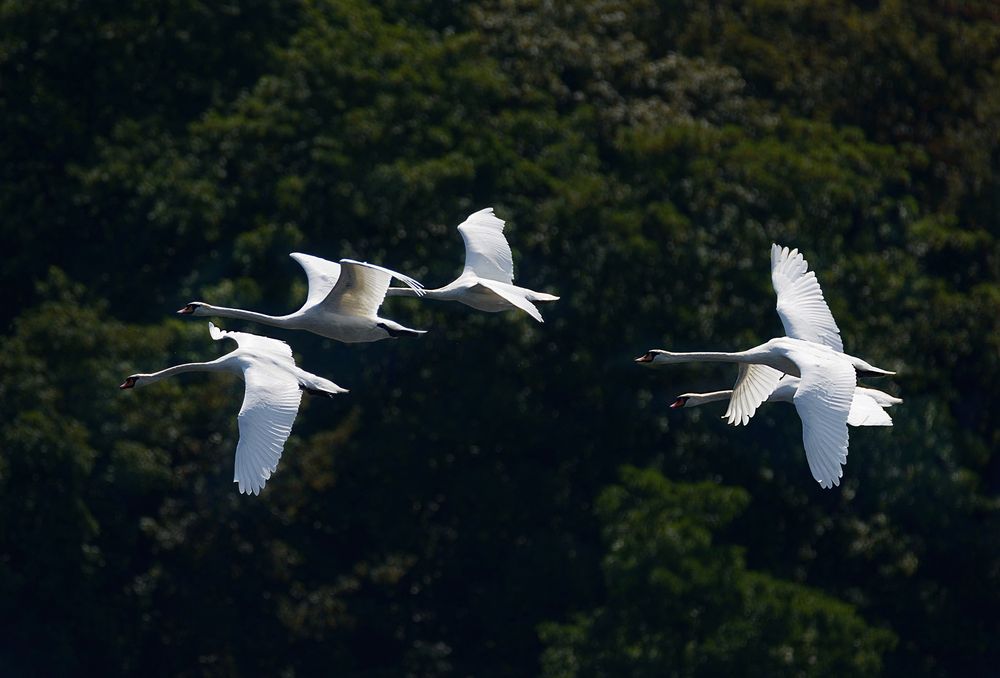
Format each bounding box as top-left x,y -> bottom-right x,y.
539,467 -> 895,677
0,0 -> 997,675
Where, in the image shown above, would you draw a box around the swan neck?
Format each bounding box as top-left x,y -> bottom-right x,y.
198,304 -> 291,326
687,391 -> 733,407
659,350 -> 749,364
136,359 -> 228,385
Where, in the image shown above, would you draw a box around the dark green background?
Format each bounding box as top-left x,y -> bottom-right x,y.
1,1 -> 997,675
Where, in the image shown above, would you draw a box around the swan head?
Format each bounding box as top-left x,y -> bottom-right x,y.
177,302 -> 205,316
668,393 -> 721,408
669,395 -> 693,409
634,350 -> 670,366
119,375 -> 140,389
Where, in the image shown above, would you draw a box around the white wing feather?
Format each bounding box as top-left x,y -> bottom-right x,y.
848,389 -> 894,427
234,365 -> 302,496
771,244 -> 844,352
793,357 -> 855,489
476,279 -> 544,322
290,253 -> 342,312
724,364 -> 784,426
208,322 -> 293,361
458,208 -> 515,283
319,259 -> 424,317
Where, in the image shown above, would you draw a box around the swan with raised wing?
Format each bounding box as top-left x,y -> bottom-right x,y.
386,208 -> 559,322
669,378 -> 902,427
179,256 -> 426,343
120,322 -> 347,495
636,244 -> 897,488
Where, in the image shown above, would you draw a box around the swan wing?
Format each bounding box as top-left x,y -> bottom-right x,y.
724,364 -> 784,426
792,356 -> 855,488
848,389 -> 894,427
475,279 -> 543,322
771,244 -> 844,352
290,253 -> 342,311
234,364 -> 302,496
318,259 -> 424,317
458,208 -> 514,283
208,322 -> 293,361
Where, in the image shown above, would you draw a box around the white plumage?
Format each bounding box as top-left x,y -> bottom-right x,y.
637,243 -> 898,489
671,378 -> 901,429
386,207 -> 560,322
120,322 -> 347,495
178,255 -> 426,343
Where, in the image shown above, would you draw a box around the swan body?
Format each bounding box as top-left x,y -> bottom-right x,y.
180,255 -> 427,343
670,377 -> 903,427
386,208 -> 559,322
636,244 -> 898,489
120,322 -> 347,495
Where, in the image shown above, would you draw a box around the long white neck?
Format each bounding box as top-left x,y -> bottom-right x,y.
653,350 -> 754,365
196,304 -> 296,327
684,390 -> 733,407
134,358 -> 231,386
652,345 -> 798,373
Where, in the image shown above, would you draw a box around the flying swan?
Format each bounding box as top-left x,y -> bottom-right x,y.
385,208 -> 559,322
119,322 -> 347,495
669,377 -> 903,427
636,244 -> 897,488
179,256 -> 427,343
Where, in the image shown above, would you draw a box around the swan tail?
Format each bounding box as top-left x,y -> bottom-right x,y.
376,321 -> 427,338
298,373 -> 348,398
856,387 -> 902,407
527,290 -> 560,303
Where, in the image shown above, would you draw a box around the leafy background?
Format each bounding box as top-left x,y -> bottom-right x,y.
1,1 -> 997,676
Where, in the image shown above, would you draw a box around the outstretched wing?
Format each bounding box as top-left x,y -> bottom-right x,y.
290,252 -> 342,312
724,364 -> 784,426
318,259 -> 423,317
208,322 -> 293,361
234,365 -> 302,496
793,357 -> 855,489
458,208 -> 514,283
771,244 -> 844,352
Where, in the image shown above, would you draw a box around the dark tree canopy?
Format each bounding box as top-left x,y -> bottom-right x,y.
1,1 -> 997,675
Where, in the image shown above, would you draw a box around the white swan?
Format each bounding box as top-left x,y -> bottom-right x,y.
669,377 -> 903,427
385,208 -> 559,322
179,256 -> 427,343
120,322 -> 347,495
636,244 -> 897,488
